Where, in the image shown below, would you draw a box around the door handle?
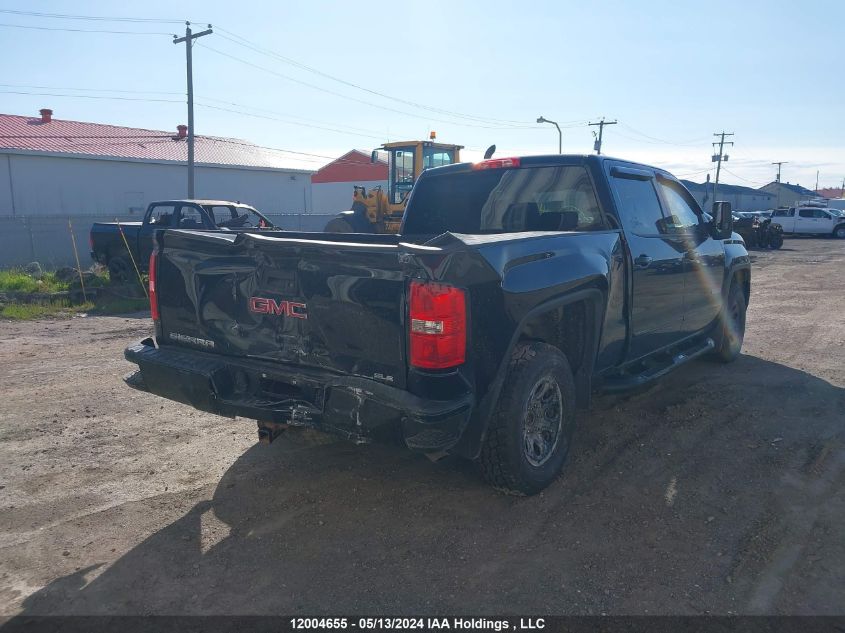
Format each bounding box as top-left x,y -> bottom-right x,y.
634,254 -> 653,268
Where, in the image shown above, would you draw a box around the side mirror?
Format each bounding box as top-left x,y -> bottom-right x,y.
711,201 -> 733,236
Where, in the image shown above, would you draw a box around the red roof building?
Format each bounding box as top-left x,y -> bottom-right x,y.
311,150 -> 389,214
312,150 -> 388,184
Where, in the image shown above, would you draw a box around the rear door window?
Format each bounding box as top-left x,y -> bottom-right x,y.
404,166 -> 605,235
147,204 -> 177,227
177,205 -> 205,229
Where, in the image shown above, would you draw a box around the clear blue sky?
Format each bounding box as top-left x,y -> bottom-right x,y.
1,0 -> 843,190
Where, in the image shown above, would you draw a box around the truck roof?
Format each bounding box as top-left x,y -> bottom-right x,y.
426,154 -> 673,178
152,199 -> 255,207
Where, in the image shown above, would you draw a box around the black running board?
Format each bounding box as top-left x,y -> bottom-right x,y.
600,338 -> 715,393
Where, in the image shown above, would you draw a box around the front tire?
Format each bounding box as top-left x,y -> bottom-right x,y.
833,225 -> 845,239
478,342 -> 576,495
713,281 -> 746,363
768,232 -> 784,249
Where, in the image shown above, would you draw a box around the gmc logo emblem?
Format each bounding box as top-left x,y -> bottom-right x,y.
249,297 -> 307,319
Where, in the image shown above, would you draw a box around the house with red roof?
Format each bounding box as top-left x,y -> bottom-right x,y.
311,149 -> 388,214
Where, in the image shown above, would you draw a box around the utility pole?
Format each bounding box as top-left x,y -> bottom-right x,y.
589,118 -> 617,155
173,22 -> 213,199
711,131 -> 734,204
772,161 -> 787,183
772,161 -> 788,208
815,170 -> 819,194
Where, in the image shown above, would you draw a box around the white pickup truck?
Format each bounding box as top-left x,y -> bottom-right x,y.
771,207 -> 845,238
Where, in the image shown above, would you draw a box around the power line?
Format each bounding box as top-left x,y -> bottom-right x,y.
0,83 -> 401,136
721,167 -> 765,186
675,167 -> 714,179
198,43 -> 542,131
0,9 -> 185,23
0,9 -> 573,133
0,82 -> 183,96
0,89 -> 408,142
0,89 -> 183,103
618,122 -> 711,147
0,22 -> 173,35
213,28 -> 538,128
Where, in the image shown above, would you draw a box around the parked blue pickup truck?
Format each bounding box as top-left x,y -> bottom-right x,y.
90,199 -> 274,280
124,155 -> 750,494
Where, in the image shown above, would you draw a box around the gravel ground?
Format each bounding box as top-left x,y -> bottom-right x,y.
0,237 -> 843,616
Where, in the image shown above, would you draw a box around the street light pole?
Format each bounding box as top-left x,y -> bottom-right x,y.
174,22 -> 213,199
537,116 -> 562,153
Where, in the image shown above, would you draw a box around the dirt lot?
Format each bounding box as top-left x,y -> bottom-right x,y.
0,237 -> 843,616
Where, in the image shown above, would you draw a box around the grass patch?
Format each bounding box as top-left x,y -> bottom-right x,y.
1,300 -> 94,320
0,270 -> 70,294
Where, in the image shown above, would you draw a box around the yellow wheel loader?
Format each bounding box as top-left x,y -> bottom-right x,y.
324,138 -> 463,234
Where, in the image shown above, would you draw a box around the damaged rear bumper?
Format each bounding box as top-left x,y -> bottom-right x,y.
124,338 -> 473,452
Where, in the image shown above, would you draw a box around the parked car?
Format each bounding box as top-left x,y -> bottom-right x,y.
771,206 -> 845,238
123,155 -> 750,494
90,200 -> 275,281
732,212 -> 784,249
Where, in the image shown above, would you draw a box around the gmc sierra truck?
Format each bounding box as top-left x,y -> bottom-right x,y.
124,155 -> 750,494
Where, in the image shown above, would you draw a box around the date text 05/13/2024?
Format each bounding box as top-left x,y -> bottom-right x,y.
289,618 -> 546,631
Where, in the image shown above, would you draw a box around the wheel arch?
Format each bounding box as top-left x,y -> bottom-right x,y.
452,286 -> 606,460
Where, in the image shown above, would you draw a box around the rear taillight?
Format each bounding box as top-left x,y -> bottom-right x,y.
473,157 -> 520,170
148,250 -> 160,321
409,281 -> 466,369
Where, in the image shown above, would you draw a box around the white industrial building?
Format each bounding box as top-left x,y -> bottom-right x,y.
680,179 -> 777,213
0,109 -> 317,267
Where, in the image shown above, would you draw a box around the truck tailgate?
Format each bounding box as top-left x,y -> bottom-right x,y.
156,230 -> 415,389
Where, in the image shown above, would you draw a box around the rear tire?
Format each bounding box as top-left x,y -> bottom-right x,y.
478,342 -> 576,495
107,255 -> 131,283
713,281 -> 746,363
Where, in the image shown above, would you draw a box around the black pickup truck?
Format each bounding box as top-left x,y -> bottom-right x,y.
90,199 -> 274,280
124,155 -> 750,494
